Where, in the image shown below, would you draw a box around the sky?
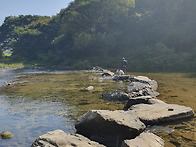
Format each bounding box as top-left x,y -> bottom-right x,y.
0,0 -> 73,26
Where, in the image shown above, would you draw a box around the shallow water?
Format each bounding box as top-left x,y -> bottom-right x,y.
0,69 -> 195,146
0,69 -> 76,147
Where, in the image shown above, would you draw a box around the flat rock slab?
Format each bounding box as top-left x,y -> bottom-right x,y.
75,110 -> 146,147
121,132 -> 164,147
124,96 -> 166,110
128,103 -> 195,125
32,130 -> 105,147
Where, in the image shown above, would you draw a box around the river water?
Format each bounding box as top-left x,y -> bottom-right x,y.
0,69 -> 75,147
0,69 -> 195,147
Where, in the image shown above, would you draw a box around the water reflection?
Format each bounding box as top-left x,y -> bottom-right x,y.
0,69 -> 75,147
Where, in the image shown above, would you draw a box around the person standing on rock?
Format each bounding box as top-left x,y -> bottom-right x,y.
121,57 -> 127,73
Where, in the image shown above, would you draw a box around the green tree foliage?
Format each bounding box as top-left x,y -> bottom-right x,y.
0,47 -> 2,60
0,0 -> 195,71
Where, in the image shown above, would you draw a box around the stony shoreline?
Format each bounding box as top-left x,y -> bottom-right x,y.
31,68 -> 195,147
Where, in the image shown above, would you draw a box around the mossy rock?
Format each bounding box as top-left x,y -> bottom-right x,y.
0,131 -> 14,139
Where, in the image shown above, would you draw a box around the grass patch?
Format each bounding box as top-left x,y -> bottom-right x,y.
0,62 -> 24,69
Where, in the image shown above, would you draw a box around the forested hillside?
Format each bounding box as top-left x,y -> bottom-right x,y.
0,0 -> 196,71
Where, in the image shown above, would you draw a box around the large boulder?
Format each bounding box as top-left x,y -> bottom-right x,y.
32,130 -> 105,147
124,96 -> 166,110
75,110 -> 146,147
128,103 -> 195,125
127,82 -> 159,98
102,90 -> 130,101
121,132 -> 164,147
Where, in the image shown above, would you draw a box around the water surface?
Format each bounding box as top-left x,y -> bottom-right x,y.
0,69 -> 195,147
0,69 -> 75,147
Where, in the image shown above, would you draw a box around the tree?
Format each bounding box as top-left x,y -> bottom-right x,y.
0,47 -> 3,60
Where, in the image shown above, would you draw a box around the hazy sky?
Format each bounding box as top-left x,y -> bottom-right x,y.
0,0 -> 73,26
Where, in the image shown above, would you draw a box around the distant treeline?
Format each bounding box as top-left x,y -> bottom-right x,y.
0,0 -> 196,72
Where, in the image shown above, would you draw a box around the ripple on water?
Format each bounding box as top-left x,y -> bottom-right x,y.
0,95 -> 76,147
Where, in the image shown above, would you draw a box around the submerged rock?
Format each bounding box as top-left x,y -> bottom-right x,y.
75,110 -> 146,147
0,131 -> 13,139
128,103 -> 195,125
121,132 -> 164,147
32,130 -> 105,147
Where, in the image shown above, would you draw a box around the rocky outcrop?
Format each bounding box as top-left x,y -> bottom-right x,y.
128,103 -> 195,125
121,132 -> 164,147
75,110 -> 146,147
127,81 -> 159,98
131,76 -> 158,91
102,90 -> 130,101
32,130 -> 105,147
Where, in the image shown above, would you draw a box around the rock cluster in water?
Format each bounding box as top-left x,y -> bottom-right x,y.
32,67 -> 195,147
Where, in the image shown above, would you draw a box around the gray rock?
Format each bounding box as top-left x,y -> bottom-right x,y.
124,96 -> 166,110
32,130 -> 105,147
101,69 -> 115,77
102,90 -> 130,101
93,66 -> 104,72
75,110 -> 146,147
127,82 -> 159,98
113,75 -> 131,81
92,66 -> 114,76
121,132 -> 164,147
132,76 -> 158,91
128,103 -> 195,125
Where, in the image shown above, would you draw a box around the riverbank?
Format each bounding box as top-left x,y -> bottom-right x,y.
0,63 -> 24,73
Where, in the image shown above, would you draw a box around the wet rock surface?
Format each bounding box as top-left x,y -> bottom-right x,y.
0,131 -> 14,139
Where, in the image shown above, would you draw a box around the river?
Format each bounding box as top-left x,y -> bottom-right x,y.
0,69 -> 195,147
0,69 -> 75,147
